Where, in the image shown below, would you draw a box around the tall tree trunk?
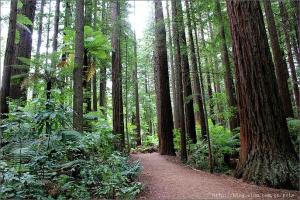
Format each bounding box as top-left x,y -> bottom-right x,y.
192,5 -> 213,172
226,0 -> 298,189
10,0 -> 37,100
154,0 -> 175,156
99,0 -> 107,116
73,0 -> 84,132
46,0 -> 60,136
171,0 -> 187,161
209,22 -> 223,125
295,0 -> 300,47
45,1 -> 51,75
111,0 -> 124,151
289,0 -> 300,66
278,0 -> 300,117
133,0 -> 141,146
166,0 -> 179,129
125,35 -> 130,152
191,2 -> 208,139
99,66 -> 106,114
36,0 -> 45,58
200,25 -> 215,124
46,0 -> 60,101
263,0 -> 294,118
133,36 -> 141,146
185,0 -> 207,139
32,0 -> 45,98
206,71 -> 214,121
92,70 -> 97,111
92,0 -> 97,112
215,0 -> 239,129
177,0 -> 197,144
0,0 -> 18,116
83,0 -> 92,113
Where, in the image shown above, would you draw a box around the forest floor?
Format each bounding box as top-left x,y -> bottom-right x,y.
131,153 -> 299,200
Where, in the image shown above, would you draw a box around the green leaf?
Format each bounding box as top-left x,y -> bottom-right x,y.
17,14 -> 33,26
15,30 -> 20,44
17,0 -> 23,9
17,57 -> 32,66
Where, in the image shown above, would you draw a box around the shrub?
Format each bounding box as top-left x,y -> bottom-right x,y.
188,121 -> 239,173
0,103 -> 142,199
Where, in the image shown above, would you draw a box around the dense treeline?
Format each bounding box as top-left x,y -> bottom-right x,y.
0,0 -> 299,198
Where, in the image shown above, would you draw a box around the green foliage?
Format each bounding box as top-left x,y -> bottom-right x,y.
287,118 -> 300,155
188,121 -> 239,172
17,14 -> 33,26
143,135 -> 158,148
63,26 -> 110,62
0,101 -> 142,199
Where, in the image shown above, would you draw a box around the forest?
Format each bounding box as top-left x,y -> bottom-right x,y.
0,0 -> 299,199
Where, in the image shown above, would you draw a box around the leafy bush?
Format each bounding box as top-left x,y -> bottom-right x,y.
188,121 -> 239,172
142,134 -> 158,148
0,103 -> 142,199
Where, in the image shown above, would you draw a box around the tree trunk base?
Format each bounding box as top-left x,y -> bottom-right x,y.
235,152 -> 299,190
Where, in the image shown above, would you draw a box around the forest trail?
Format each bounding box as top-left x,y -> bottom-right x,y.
131,153 -> 299,200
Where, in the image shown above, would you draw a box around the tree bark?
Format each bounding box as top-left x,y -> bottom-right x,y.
215,0 -> 239,129
73,0 -> 84,132
263,0 -> 294,118
166,0 -> 179,129
46,0 -> 60,101
177,0 -> 197,144
36,0 -> 45,58
133,34 -> 141,146
83,0 -> 92,113
226,0 -> 298,189
0,0 -> 18,116
191,2 -> 208,139
278,0 -> 300,117
125,35 -> 130,152
10,0 -> 37,100
200,25 -> 215,124
111,0 -> 124,151
32,0 -> 45,98
91,0 -> 97,112
132,1 -> 141,146
99,0 -> 107,116
154,0 -> 175,156
171,0 -> 187,161
185,0 -> 206,137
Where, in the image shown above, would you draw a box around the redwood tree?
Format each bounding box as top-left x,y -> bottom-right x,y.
73,0 -> 84,132
185,0 -> 207,138
177,0 -> 196,144
99,0 -> 107,116
215,0 -> 239,130
111,0 -> 125,151
154,0 -> 175,156
10,0 -> 37,100
133,35 -> 141,146
263,0 -> 294,118
166,0 -> 178,129
0,0 -> 18,116
171,0 -> 187,161
36,0 -> 45,58
278,0 -> 300,117
226,0 -> 298,189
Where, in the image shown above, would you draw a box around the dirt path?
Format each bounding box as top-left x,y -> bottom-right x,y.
131,153 -> 299,200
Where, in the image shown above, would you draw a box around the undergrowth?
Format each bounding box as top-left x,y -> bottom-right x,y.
0,99 -> 143,199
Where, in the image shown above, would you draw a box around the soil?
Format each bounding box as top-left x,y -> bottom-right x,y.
131,153 -> 299,200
